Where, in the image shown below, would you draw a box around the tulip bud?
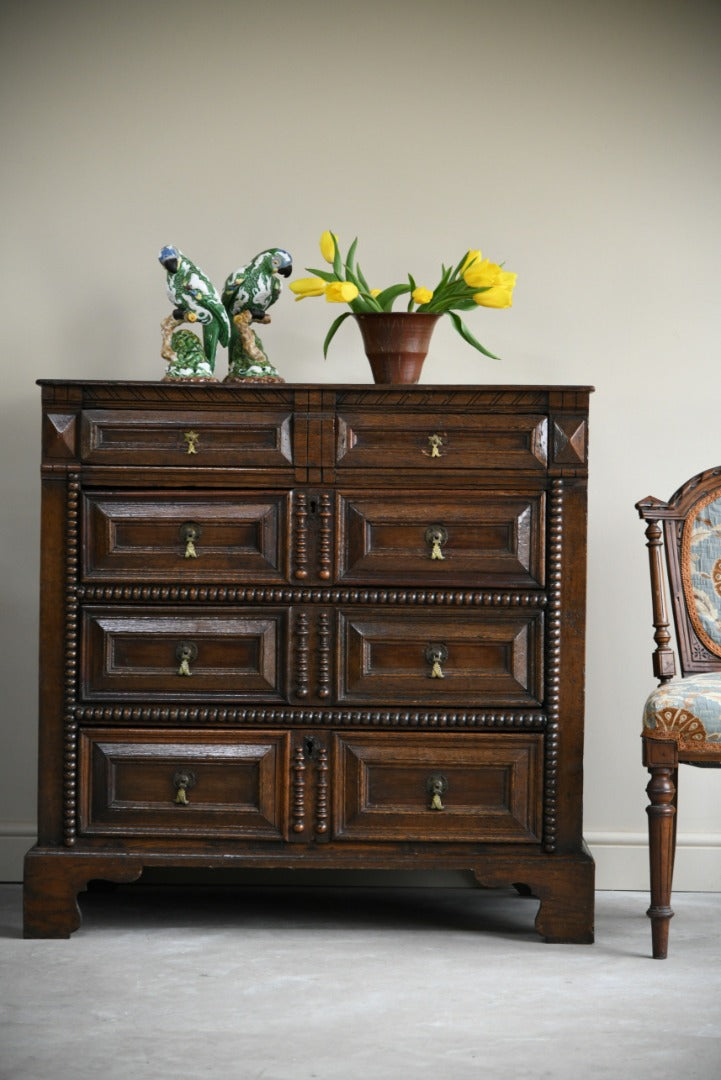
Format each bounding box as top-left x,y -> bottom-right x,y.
320,231 -> 336,263
463,258 -> 502,290
460,250 -> 481,273
412,287 -> 434,305
325,281 -> 359,303
473,271 -> 516,308
290,276 -> 326,301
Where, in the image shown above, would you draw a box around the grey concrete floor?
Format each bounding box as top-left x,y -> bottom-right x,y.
1,883 -> 719,1080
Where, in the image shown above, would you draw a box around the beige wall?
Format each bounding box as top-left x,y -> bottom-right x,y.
2,0 -> 720,886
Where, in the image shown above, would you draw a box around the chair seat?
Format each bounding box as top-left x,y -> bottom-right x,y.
644,672 -> 721,754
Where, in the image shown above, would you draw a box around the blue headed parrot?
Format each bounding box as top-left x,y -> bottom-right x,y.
222,248 -> 292,380
158,245 -> 231,370
222,248 -> 293,320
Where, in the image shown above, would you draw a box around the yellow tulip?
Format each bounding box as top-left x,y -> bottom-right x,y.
370,288 -> 381,297
320,231 -> 336,263
289,276 -> 326,301
325,281 -> 359,303
463,258 -> 502,290
473,271 -> 517,308
460,250 -> 481,273
412,286 -> 434,305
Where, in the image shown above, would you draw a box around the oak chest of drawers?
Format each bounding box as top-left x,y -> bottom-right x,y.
24,381 -> 594,941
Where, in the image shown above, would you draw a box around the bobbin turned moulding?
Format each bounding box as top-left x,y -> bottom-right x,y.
25,380 -> 594,942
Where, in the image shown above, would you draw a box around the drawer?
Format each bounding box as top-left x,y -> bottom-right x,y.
81,607 -> 286,701
78,729 -> 289,839
337,609 -> 543,707
333,732 -> 543,842
80,409 -> 293,468
337,490 -> 545,588
336,411 -> 547,471
82,491 -> 288,582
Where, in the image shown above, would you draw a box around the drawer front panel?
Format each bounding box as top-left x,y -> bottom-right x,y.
80,409 -> 293,468
336,411 -> 548,471
78,729 -> 289,839
337,609 -> 543,707
81,608 -> 286,701
333,732 -> 543,842
337,491 -> 545,588
82,491 -> 288,581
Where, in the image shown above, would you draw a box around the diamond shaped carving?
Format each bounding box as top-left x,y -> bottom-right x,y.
552,417 -> 587,465
44,413 -> 77,459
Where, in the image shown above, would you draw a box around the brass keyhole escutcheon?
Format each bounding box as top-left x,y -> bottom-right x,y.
179,521 -> 202,559
424,524 -> 448,561
425,643 -> 448,679
426,774 -> 449,811
183,430 -> 200,455
173,769 -> 196,805
175,641 -> 198,676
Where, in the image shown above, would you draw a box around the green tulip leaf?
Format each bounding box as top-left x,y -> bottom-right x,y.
447,311 -> 500,359
438,263 -> 454,289
354,260 -> 372,293
306,266 -> 337,284
351,294 -> 382,314
450,251 -> 472,279
331,233 -> 344,280
346,237 -> 359,278
407,273 -> 417,311
375,283 -> 412,311
342,264 -> 362,291
323,310 -> 353,358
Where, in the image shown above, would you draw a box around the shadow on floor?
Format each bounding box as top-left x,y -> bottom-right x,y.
77,876 -> 542,942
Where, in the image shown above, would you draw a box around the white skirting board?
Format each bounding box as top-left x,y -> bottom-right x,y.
584,831 -> 721,891
2,826 -> 720,889
1,825 -> 37,884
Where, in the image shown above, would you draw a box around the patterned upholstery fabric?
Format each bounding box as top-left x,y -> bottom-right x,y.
682,491 -> 721,656
644,673 -> 721,753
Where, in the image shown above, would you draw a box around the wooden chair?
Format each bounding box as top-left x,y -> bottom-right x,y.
637,467 -> 721,958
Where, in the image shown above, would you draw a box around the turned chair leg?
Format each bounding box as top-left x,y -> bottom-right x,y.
646,764 -> 677,958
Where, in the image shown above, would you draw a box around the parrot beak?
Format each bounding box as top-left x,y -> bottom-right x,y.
279,263 -> 293,278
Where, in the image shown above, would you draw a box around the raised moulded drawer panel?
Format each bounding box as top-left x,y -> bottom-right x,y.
78,728 -> 290,840
81,607 -> 286,701
82,491 -> 288,582
333,732 -> 543,843
337,609 -> 543,708
336,490 -> 545,588
336,411 -> 548,471
80,409 -> 293,469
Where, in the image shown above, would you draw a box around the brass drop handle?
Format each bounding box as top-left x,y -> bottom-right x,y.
425,643 -> 448,679
183,429 -> 200,455
426,774 -> 448,811
425,524 -> 448,561
176,641 -> 198,676
173,769 -> 196,805
427,433 -> 444,459
180,521 -> 202,559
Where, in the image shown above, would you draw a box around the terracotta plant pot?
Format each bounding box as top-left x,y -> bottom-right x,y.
354,312 -> 441,384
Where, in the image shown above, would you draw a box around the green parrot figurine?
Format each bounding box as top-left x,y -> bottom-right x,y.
159,245 -> 230,380
222,248 -> 292,381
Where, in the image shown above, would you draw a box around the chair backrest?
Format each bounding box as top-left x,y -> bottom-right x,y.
637,466 -> 721,682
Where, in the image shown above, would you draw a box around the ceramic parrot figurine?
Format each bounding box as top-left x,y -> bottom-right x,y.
158,245 -> 231,380
222,248 -> 292,381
